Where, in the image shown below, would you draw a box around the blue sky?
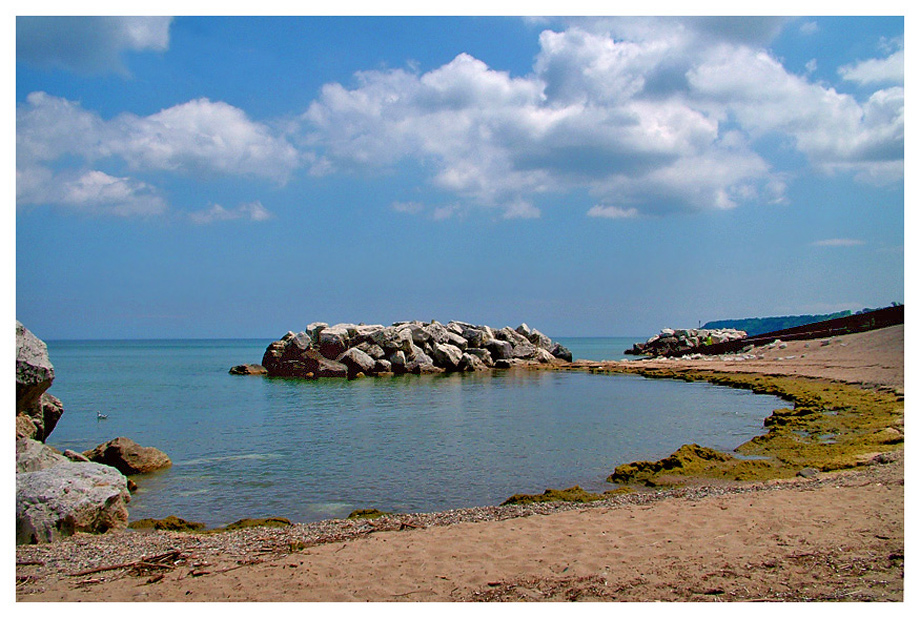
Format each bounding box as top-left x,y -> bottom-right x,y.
13,13 -> 905,339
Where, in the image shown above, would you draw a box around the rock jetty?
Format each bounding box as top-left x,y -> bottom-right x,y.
258,320 -> 573,379
626,327 -> 747,358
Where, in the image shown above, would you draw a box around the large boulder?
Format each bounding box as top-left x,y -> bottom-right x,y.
431,342 -> 463,371
16,438 -> 69,473
16,322 -> 63,441
17,462 -> 131,544
83,437 -> 172,475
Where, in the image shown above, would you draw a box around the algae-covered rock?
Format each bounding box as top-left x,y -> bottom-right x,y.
609,444 -> 738,485
347,508 -> 390,520
501,485 -> 606,506
217,517 -> 291,531
129,515 -> 206,531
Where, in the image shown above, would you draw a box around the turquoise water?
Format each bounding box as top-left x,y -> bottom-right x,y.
43,338 -> 782,527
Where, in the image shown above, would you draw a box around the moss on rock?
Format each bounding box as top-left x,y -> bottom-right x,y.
128,515 -> 206,532
347,508 -> 390,520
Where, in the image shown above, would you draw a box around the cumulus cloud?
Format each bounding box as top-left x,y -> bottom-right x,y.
839,48 -> 904,86
188,201 -> 273,224
17,92 -> 299,217
17,16 -> 172,75
17,167 -> 168,217
300,20 -> 901,220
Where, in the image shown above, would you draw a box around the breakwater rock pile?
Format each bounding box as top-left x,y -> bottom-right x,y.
626,327 -> 747,358
254,320 -> 573,379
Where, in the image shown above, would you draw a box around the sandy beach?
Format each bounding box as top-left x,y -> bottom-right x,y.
15,325 -> 905,602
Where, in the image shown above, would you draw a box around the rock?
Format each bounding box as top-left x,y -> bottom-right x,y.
458,352 -> 489,372
431,342 -> 463,371
462,326 -> 493,348
229,364 -> 267,375
549,342 -> 573,362
370,326 -> 414,354
16,321 -> 54,414
626,327 -> 747,357
62,449 -> 90,463
16,438 -> 69,473
258,319 -> 570,377
510,342 -> 537,359
83,437 -> 172,475
797,467 -> 819,478
465,347 -> 494,366
17,462 -> 131,544
388,350 -> 408,374
16,322 -> 63,442
485,339 -> 513,361
337,347 -> 377,379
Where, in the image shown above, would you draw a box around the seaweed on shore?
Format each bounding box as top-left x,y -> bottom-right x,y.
599,367 -> 904,485
501,485 -> 632,506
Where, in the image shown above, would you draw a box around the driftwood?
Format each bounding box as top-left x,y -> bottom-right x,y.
68,550 -> 183,577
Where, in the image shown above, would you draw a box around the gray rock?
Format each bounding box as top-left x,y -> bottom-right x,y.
337,347 -> 377,378
485,339 -> 513,361
445,331 -> 469,350
388,350 -> 408,374
16,322 -> 63,441
371,326 -> 414,354
510,342 -> 537,359
83,437 -> 172,475
431,342 -> 463,371
17,462 -> 131,544
797,467 -> 819,478
356,341 -> 386,359
458,353 -> 489,372
464,348 -> 494,366
16,438 -> 69,473
462,326 -> 493,348
549,342 -> 573,362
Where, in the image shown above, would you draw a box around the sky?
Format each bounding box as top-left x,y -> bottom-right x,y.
12,10 -> 906,340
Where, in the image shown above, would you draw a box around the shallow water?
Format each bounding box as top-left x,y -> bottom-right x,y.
44,339 -> 783,527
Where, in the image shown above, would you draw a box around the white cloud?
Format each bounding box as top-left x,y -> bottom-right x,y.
115,98 -> 300,182
839,49 -> 904,86
586,205 -> 639,219
18,167 -> 168,217
301,20 -> 902,220
799,21 -> 819,35
188,201 -> 274,225
17,93 -> 299,217
811,238 -> 866,247
17,16 -> 172,75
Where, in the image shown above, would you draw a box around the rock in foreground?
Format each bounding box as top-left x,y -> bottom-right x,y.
16,462 -> 131,544
258,320 -> 572,379
16,321 -> 63,441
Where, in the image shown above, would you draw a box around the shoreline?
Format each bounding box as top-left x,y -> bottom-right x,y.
16,325 -> 904,601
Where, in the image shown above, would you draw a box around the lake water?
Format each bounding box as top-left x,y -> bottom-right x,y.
43,338 -> 783,527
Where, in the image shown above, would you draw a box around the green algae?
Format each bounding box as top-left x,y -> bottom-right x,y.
347,508 -> 390,520
500,485 -> 633,506
128,515 -> 206,532
215,517 -> 292,531
599,367 -> 904,485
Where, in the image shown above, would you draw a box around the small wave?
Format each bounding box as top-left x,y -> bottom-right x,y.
177,452 -> 285,466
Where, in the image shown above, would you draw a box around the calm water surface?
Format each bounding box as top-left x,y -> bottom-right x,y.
44,338 -> 782,527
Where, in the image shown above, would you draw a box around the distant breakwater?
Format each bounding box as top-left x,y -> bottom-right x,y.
233,321 -> 573,379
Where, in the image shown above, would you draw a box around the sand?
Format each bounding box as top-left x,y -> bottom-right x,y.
15,325 -> 905,602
